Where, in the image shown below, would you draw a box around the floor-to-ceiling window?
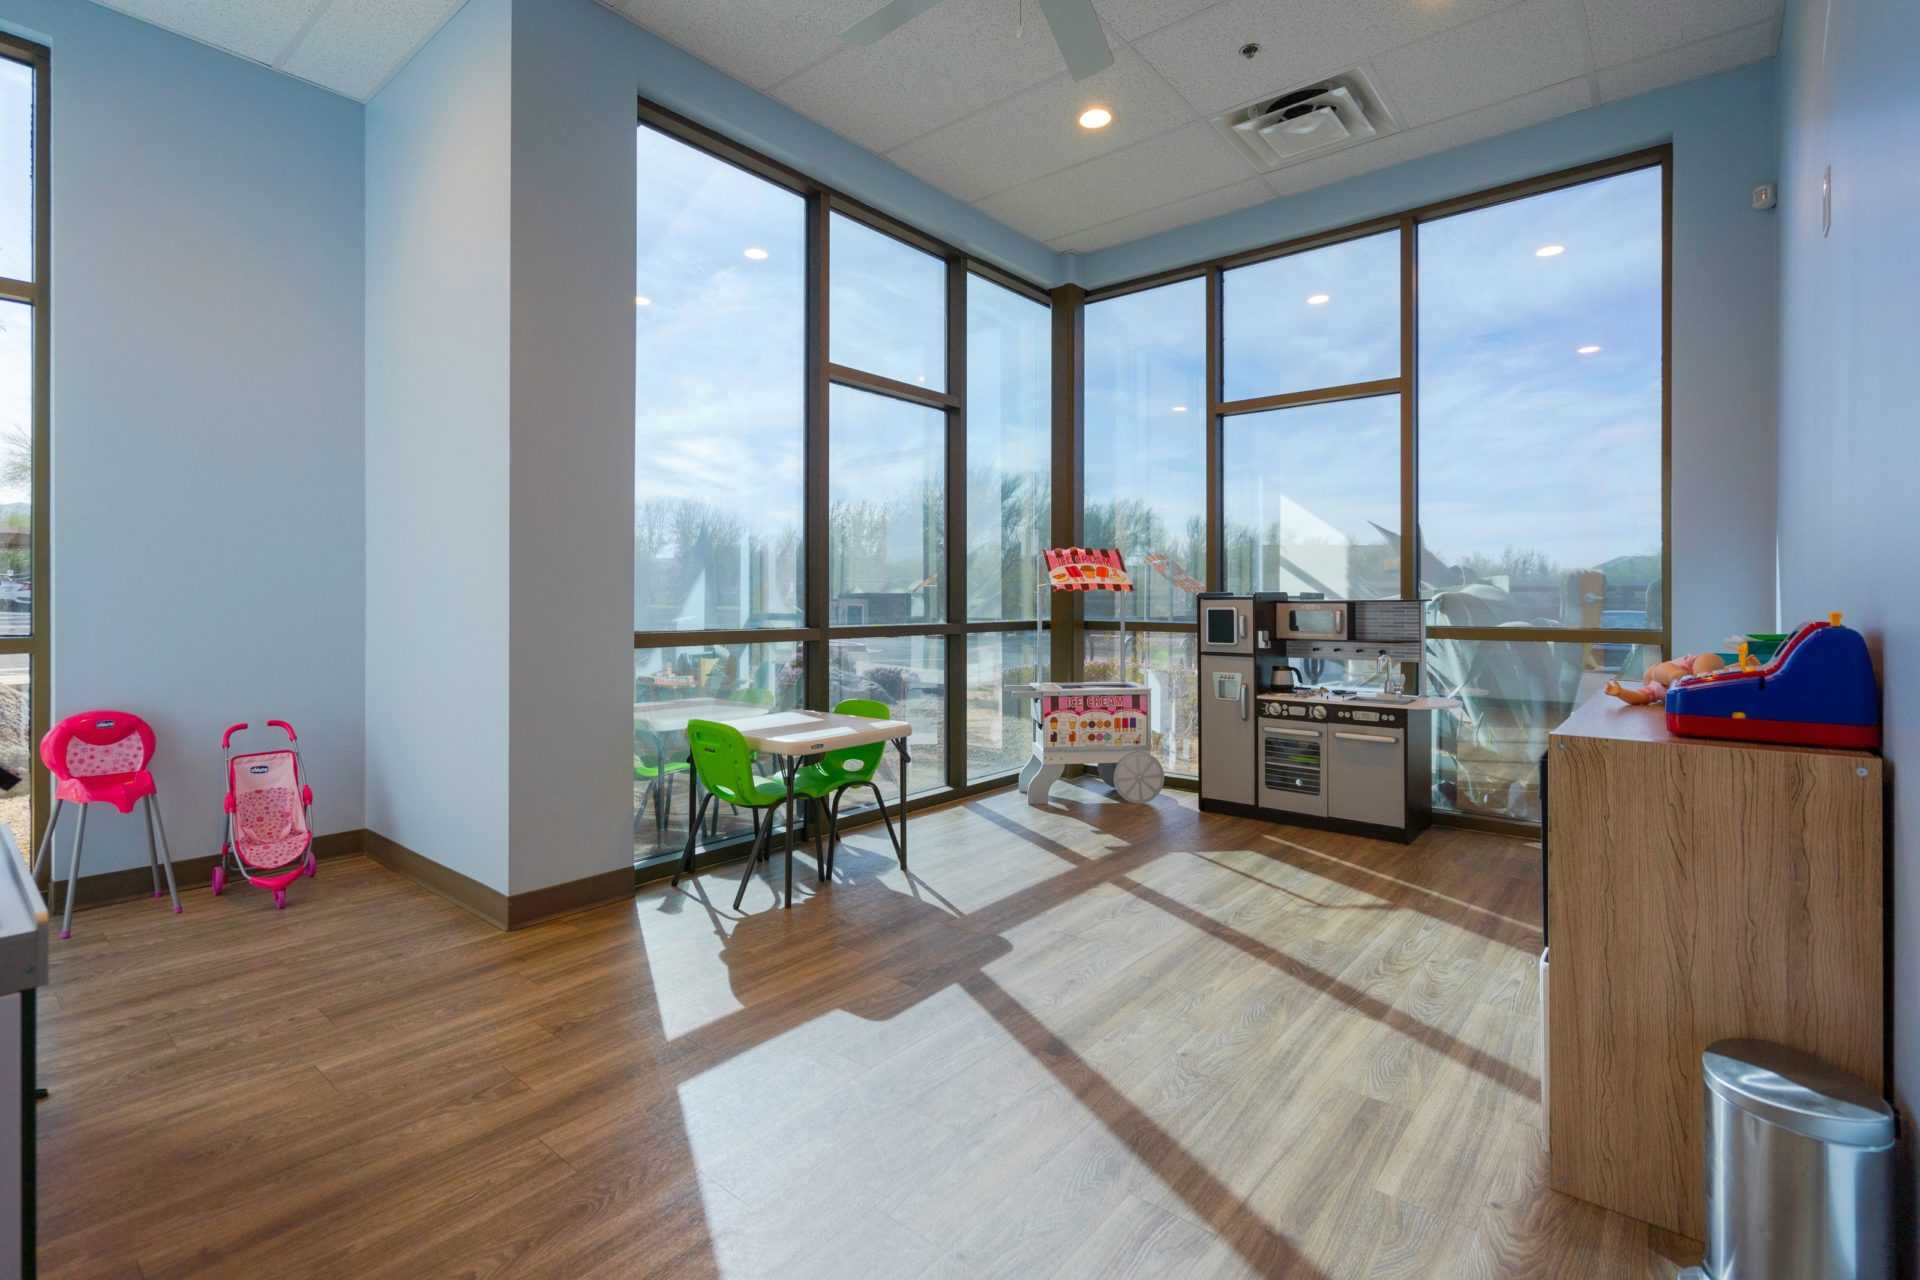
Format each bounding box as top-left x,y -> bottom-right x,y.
1418,164 -> 1666,822
633,109 -> 1050,869
1082,278 -> 1206,776
0,36 -> 45,856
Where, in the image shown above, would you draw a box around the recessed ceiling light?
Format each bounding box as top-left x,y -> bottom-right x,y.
743,247 -> 769,261
1306,293 -> 1331,306
1078,106 -> 1113,130
1170,405 -> 1189,413
635,295 -> 652,307
1576,344 -> 1602,355
1535,244 -> 1566,258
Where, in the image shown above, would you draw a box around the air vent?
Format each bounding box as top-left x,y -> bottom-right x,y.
1212,70 -> 1396,172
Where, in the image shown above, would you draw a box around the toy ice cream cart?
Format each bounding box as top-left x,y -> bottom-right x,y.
1008,548 -> 1166,807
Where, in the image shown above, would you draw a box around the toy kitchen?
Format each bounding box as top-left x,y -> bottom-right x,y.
1196,593 -> 1457,842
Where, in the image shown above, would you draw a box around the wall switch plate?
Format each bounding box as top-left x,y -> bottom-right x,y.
1751,183 -> 1776,210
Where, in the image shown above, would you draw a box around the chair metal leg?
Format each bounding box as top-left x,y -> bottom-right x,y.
672,792 -> 712,887
811,799 -> 826,884
732,809 -> 773,911
148,793 -> 183,914
826,789 -> 845,878
31,798 -> 62,882
58,806 -> 88,940
867,783 -> 904,865
142,791 -> 163,898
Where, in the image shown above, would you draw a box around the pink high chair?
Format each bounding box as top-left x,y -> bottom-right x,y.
33,710 -> 183,938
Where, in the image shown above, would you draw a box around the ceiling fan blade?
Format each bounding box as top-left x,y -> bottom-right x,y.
841,0 -> 949,46
1035,0 -> 1113,80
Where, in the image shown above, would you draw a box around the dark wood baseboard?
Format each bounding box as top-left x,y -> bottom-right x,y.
49,829 -> 365,915
361,830 -> 632,931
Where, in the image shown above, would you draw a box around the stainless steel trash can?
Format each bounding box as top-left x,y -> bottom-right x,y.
1694,1039 -> 1895,1279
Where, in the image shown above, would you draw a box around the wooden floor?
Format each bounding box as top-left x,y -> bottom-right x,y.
38,784 -> 1699,1278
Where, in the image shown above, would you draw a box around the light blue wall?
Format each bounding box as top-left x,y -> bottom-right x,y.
0,0 -> 365,880
1072,63 -> 1782,658
1776,0 -> 1920,1260
364,0 -> 513,892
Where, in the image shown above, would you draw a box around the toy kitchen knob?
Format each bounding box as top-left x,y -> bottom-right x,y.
1312,705 -> 1327,720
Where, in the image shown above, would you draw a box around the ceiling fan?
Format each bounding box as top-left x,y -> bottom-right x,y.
841,0 -> 1113,81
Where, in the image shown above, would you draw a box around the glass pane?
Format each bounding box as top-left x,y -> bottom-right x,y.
1223,230 -> 1399,400
1424,638 -> 1661,822
1082,631 -> 1198,778
1083,279 -> 1206,624
965,630 -> 1047,782
0,56 -> 30,283
830,213 -> 946,390
0,654 -> 25,853
632,642 -> 807,863
1223,395 -> 1400,598
965,276 -> 1051,621
635,125 -> 805,631
829,384 -> 946,623
0,300 -> 28,638
828,636 -> 945,798
1418,167 -> 1664,631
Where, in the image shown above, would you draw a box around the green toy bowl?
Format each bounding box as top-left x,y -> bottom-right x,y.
1745,632 -> 1788,662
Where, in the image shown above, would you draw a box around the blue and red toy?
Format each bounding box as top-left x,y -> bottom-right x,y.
1666,613 -> 1880,750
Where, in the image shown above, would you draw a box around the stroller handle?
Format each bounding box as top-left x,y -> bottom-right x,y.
267,720 -> 298,742
221,722 -> 248,748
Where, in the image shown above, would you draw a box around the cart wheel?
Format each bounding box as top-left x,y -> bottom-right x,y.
273,889 -> 287,910
1110,750 -> 1165,804
210,865 -> 226,896
1097,762 -> 1118,789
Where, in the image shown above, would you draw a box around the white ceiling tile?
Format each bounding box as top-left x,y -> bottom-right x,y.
1048,176 -> 1272,252
886,46 -> 1195,203
1132,0 -> 1528,118
770,2 -> 1093,153
1594,19 -> 1776,102
1088,0 -> 1221,43
94,0 -> 327,65
612,0 -> 880,91
980,120 -> 1255,242
1370,0 -> 1589,126
1580,0 -> 1780,67
282,0 -> 467,100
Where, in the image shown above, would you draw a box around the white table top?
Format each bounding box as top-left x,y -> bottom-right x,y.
730,709 -> 913,757
633,697 -> 773,733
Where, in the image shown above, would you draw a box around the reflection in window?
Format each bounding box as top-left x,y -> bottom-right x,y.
635,126 -> 805,631
1223,396 -> 1400,598
1418,166 -> 1664,631
830,213 -> 946,390
966,631 -> 1046,781
829,385 -> 945,624
0,301 -> 29,640
1223,230 -> 1399,400
632,642 -> 806,862
966,277 -> 1051,621
1083,631 -> 1197,778
1424,639 -> 1659,822
829,636 -> 945,799
0,56 -> 30,283
1083,279 -> 1206,623
0,653 -> 25,850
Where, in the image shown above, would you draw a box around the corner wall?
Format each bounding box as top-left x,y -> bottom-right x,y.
0,0 -> 366,878
364,0 -> 513,893
1775,0 -> 1920,1264
1070,63 -> 1782,655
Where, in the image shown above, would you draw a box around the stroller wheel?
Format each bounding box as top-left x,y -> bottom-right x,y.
210,865 -> 226,896
273,889 -> 287,910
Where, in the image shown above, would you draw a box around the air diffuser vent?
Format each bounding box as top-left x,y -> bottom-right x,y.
1212,70 -> 1396,171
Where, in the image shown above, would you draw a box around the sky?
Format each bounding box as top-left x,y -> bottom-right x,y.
0,56 -> 34,512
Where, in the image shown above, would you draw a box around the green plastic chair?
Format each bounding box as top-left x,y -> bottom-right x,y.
795,698 -> 903,876
678,718 -> 834,909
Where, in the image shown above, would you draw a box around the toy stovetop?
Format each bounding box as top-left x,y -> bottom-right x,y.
1006,681 -> 1150,697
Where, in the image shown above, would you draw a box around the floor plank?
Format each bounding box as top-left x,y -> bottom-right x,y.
39,784 -> 1698,1278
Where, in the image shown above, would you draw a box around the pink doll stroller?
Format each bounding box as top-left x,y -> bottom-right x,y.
211,721 -> 317,909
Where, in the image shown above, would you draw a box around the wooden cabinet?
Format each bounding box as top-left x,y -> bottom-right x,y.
1545,696 -> 1883,1241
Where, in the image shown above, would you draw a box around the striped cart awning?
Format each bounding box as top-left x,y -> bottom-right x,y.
1043,547 -> 1133,592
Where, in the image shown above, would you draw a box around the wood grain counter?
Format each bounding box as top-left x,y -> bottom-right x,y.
1545,695 -> 1883,1240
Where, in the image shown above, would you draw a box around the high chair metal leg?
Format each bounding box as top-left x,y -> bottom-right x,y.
31,798 -> 62,882
147,794 -> 183,914
59,806 -> 88,941
142,795 -> 162,899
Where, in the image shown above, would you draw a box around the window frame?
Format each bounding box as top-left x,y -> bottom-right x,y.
0,32 -> 49,857
633,100 -> 1053,873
